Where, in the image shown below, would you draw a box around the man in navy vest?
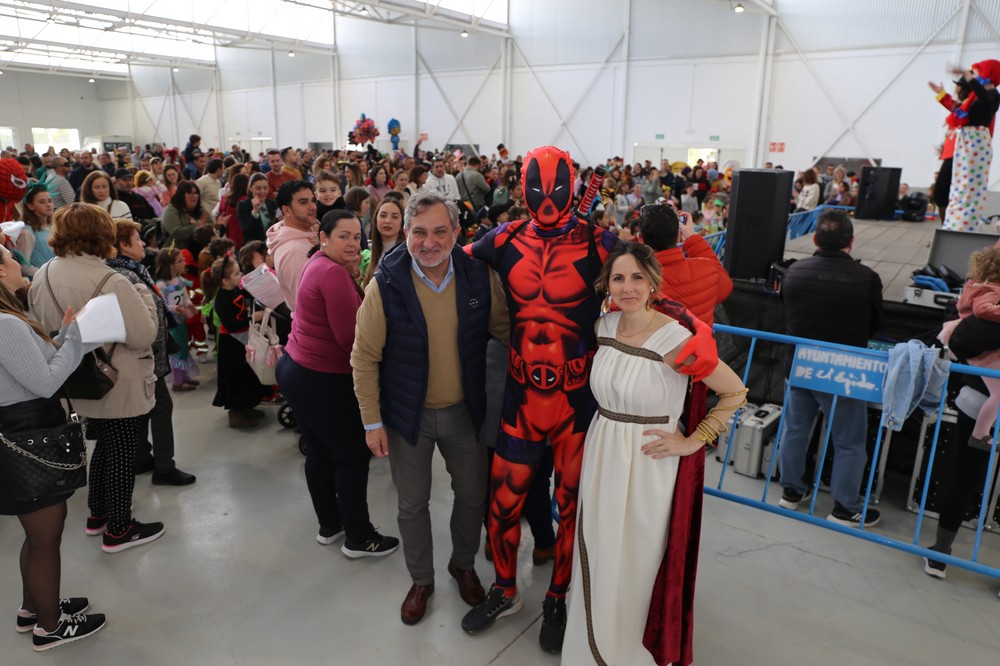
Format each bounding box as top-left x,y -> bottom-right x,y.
352,190 -> 509,626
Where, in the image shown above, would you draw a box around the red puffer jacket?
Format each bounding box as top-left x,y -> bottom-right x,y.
655,234 -> 733,326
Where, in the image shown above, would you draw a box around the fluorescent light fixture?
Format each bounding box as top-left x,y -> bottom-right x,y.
734,3 -> 745,12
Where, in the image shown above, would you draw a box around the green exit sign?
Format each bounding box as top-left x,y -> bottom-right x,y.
709,135 -> 720,142
655,133 -> 665,140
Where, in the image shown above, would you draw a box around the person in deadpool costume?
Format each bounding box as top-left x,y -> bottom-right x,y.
461,146 -> 718,652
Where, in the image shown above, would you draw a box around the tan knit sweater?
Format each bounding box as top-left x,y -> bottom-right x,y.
352,265 -> 508,427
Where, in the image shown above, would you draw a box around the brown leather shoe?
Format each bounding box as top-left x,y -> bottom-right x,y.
532,545 -> 555,566
401,582 -> 434,625
228,410 -> 259,428
448,560 -> 485,606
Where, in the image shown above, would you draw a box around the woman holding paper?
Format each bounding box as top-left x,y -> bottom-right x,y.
28,203 -> 165,555
0,243 -> 108,651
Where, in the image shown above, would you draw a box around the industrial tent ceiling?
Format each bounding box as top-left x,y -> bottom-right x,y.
0,0 -> 509,76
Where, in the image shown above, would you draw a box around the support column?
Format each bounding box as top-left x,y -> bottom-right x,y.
501,36 -> 511,147
126,62 -> 138,145
270,46 -> 280,146
619,0 -> 632,158
332,12 -> 341,147
749,15 -> 776,168
413,25 -> 420,149
214,46 -> 225,148
953,0 -> 973,67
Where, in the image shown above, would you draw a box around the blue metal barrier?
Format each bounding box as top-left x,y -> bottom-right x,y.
709,323 -> 1000,580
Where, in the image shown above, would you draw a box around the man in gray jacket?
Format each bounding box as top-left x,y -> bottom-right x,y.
457,157 -> 491,211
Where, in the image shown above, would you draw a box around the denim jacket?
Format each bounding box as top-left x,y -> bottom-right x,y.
880,339 -> 951,431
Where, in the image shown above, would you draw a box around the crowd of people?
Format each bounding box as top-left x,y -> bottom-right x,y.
0,126 -> 998,663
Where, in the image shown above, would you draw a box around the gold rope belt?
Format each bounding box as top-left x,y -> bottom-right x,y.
597,406 -> 671,425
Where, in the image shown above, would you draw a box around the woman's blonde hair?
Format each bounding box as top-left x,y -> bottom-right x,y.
968,247 -> 1000,283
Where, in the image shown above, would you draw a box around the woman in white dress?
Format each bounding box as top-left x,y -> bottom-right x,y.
562,242 -> 747,666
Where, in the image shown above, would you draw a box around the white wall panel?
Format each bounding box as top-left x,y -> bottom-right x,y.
630,0 -> 764,60
775,0 -> 964,52
0,71 -> 111,150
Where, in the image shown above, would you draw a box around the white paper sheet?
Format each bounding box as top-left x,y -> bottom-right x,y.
74,293 -> 128,344
240,264 -> 286,309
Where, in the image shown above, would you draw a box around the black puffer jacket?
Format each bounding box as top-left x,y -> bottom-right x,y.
782,249 -> 883,348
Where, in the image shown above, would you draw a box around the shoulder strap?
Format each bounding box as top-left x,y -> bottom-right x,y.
44,264 -> 118,356
458,172 -> 472,201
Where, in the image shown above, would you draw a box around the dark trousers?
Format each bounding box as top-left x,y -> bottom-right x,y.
485,447 -> 556,549
276,355 -> 373,542
933,158 -> 952,219
87,417 -> 141,535
135,376 -> 176,474
937,407 -> 991,532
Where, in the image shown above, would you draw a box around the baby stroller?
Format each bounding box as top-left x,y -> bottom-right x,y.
247,301 -> 306,455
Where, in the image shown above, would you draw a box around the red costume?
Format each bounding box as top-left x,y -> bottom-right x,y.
468,146 -> 718,654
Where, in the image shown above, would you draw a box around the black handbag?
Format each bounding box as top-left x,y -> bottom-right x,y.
43,268 -> 119,400
0,397 -> 87,502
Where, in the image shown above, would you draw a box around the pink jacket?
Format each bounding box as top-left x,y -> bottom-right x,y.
266,221 -> 317,311
285,253 -> 360,373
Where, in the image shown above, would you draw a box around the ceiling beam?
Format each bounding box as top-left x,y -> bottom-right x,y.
0,33 -> 218,69
18,0 -> 336,52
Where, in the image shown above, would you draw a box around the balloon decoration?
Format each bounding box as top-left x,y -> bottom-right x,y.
387,118 -> 401,151
348,113 -> 379,146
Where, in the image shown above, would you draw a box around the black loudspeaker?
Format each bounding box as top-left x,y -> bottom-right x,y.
724,169 -> 794,280
855,166 -> 902,220
900,193 -> 929,222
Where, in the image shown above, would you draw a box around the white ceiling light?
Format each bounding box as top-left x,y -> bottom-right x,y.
172,66 -> 179,72
460,30 -> 469,38
287,50 -> 295,57
88,77 -> 95,82
359,7 -> 369,15
734,3 -> 745,12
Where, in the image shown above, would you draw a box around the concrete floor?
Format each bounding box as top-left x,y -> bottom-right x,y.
784,217 -> 941,303
2,370 -> 1000,665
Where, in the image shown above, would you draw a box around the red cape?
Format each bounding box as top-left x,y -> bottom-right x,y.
641,374 -> 707,666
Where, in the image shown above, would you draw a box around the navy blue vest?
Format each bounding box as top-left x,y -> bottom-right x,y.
375,244 -> 492,445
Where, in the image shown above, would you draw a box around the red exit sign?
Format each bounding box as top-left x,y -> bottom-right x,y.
769,142 -> 785,153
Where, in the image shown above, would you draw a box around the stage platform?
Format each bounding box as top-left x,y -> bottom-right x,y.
784,218 -> 941,303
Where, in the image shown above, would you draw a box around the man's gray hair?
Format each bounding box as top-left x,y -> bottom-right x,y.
404,190 -> 460,231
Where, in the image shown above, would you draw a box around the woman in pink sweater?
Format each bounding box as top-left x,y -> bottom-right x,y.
939,246 -> 1000,447
275,209 -> 400,558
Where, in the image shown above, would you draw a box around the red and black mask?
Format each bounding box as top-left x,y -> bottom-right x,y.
522,146 -> 574,228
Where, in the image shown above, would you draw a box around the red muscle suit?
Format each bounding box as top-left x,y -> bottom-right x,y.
466,146 -> 718,650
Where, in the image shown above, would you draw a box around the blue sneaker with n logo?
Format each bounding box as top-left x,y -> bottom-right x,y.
32,613 -> 106,652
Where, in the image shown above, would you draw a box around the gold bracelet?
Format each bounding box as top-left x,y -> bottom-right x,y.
716,388 -> 750,399
695,422 -> 721,442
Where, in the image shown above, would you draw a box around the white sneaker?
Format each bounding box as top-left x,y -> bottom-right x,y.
316,526 -> 345,545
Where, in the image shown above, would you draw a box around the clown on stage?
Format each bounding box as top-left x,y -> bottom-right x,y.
460,145 -> 719,654
937,59 -> 1000,232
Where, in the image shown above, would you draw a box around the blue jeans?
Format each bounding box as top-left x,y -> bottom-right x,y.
778,386 -> 868,513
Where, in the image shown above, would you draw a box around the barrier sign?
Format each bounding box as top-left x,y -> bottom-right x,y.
788,344 -> 887,402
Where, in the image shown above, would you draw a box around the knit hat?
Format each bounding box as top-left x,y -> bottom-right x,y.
974,59 -> 1000,86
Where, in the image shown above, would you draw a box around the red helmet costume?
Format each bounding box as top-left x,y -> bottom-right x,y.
522,146 -> 574,227
0,158 -> 29,222
465,145 -> 718,656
